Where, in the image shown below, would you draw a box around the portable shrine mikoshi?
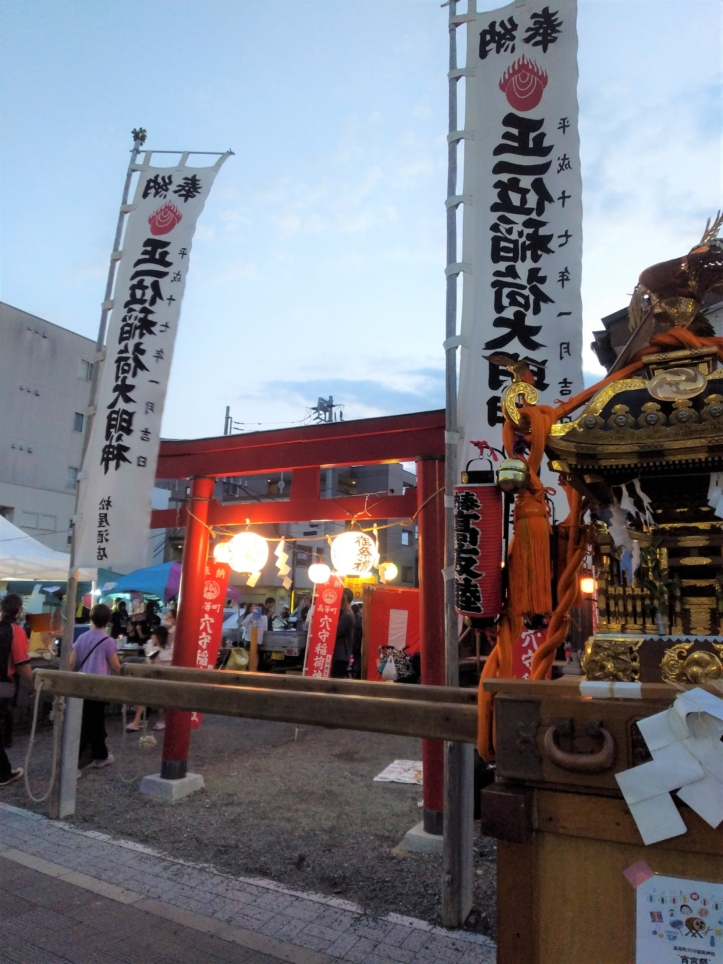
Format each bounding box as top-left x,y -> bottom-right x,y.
478,214 -> 723,963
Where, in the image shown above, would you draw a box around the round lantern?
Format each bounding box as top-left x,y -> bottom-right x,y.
379,561 -> 398,582
308,562 -> 331,584
331,531 -> 379,577
227,532 -> 269,574
213,541 -> 232,564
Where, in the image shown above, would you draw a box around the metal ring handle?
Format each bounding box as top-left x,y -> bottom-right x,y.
543,721 -> 616,774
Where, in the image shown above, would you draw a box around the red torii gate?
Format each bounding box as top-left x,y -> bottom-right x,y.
151,409 -> 448,832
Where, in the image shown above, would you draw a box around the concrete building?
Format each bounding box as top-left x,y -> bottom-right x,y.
0,303 -> 95,552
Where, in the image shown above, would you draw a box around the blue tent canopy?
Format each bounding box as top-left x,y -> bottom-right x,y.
109,561 -> 181,601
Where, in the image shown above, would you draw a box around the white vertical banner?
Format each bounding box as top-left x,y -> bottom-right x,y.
75,152 -> 229,571
457,1 -> 582,469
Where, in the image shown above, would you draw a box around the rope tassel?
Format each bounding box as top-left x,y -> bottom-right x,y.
508,490 -> 552,616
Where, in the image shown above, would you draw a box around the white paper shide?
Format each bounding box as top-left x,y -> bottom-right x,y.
74,154 -> 227,571
457,0 -> 583,464
616,688 -> 723,846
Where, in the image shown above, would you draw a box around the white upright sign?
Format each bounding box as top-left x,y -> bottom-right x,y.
75,153 -> 228,572
457,0 -> 583,466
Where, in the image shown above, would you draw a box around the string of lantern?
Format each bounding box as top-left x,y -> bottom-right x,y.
177,484 -> 442,588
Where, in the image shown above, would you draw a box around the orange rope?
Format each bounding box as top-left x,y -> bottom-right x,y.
477,326 -> 723,757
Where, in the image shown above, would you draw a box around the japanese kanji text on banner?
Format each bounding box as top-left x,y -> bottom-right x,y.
75,152 -> 229,571
456,1 -> 583,469
190,560 -> 231,730
304,576 -> 344,679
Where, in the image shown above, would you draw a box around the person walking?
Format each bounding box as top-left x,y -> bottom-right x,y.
0,594 -> 32,787
125,625 -> 171,732
330,588 -> 356,679
350,602 -> 363,679
70,603 -> 120,772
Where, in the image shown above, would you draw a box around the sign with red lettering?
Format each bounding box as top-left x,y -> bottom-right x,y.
190,560 -> 231,729
511,627 -> 547,679
303,574 -> 344,678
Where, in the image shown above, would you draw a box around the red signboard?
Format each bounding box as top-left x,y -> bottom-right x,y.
365,586 -> 420,681
303,574 -> 344,678
511,627 -> 548,680
190,560 -> 231,729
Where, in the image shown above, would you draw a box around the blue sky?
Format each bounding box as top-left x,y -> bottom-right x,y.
1,0 -> 720,439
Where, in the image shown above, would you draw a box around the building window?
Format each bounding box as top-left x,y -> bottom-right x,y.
401,566 -> 414,583
401,530 -> 411,546
79,359 -> 94,381
295,545 -> 312,568
67,466 -> 78,488
73,412 -> 84,433
21,511 -> 39,528
39,514 -> 56,531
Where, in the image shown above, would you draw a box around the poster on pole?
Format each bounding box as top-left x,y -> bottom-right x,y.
456,0 -> 582,479
303,575 -> 344,678
75,152 -> 229,572
189,559 -> 231,730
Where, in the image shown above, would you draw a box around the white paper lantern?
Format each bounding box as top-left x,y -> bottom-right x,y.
213,541 -> 232,564
308,562 -> 331,585
379,561 -> 398,582
331,531 -> 379,577
228,532 -> 269,574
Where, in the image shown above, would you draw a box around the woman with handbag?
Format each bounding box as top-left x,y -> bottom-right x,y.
70,604 -> 121,772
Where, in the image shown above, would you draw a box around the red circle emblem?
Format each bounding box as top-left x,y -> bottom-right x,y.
499,56 -> 548,112
148,202 -> 183,236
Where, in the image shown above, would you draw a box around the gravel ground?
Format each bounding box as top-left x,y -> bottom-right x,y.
3,710 -> 496,939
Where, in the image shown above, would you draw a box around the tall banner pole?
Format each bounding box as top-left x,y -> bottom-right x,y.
54,135 -> 231,816
51,129 -> 147,820
442,0 -> 475,927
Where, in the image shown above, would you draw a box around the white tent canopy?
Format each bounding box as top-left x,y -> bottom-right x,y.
0,515 -> 95,581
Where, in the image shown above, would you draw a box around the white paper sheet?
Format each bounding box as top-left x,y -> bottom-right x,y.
677,772 -> 723,828
628,793 -> 687,846
616,743 -> 704,806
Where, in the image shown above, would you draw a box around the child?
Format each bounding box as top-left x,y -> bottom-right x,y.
126,625 -> 171,732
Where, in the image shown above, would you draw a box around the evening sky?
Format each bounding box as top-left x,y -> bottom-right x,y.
0,0 -> 720,438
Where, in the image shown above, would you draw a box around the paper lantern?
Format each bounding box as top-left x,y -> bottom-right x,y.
308,563 -> 331,584
331,531 -> 379,577
453,483 -> 503,618
580,576 -> 596,595
227,532 -> 269,574
379,561 -> 398,582
213,542 -> 232,564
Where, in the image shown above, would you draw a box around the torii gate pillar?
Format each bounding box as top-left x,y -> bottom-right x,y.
160,475 -> 214,779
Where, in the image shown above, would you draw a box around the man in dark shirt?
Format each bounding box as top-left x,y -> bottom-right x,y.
331,588 -> 355,679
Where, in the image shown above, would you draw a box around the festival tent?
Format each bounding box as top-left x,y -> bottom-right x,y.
110,560 -> 182,600
109,560 -> 242,603
0,515 -> 95,581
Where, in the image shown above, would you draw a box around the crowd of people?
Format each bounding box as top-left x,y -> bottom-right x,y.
0,587 -> 368,784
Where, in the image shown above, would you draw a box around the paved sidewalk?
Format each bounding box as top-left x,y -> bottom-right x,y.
0,804 -> 496,964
